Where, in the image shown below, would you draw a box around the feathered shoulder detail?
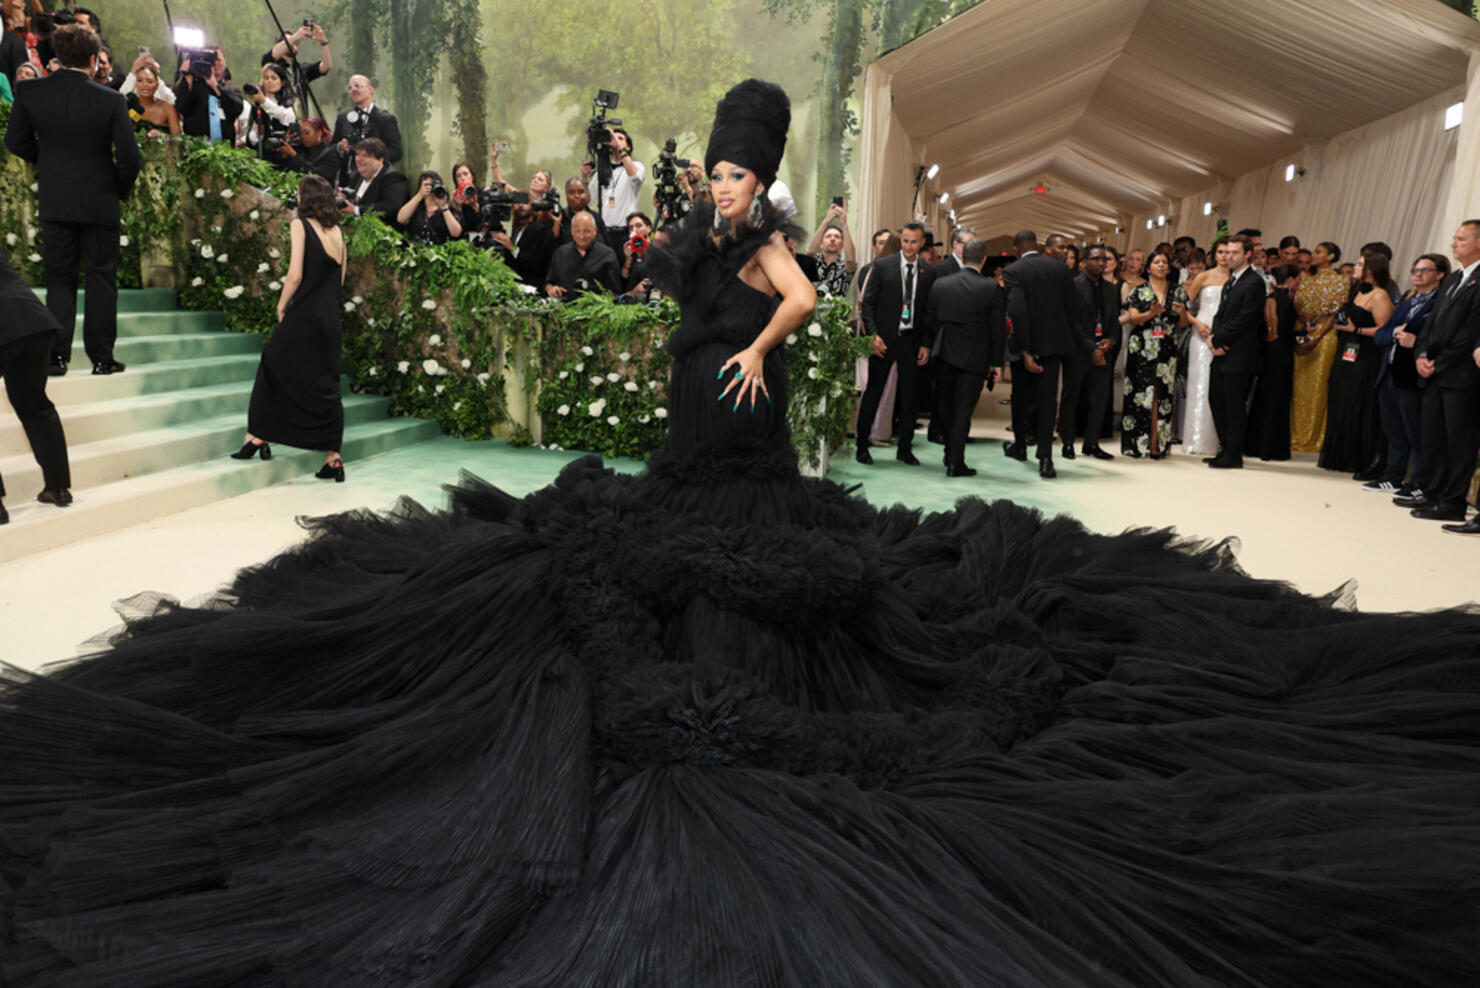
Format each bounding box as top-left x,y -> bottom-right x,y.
644,199 -> 803,304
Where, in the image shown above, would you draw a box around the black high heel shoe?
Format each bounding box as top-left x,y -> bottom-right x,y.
315,458 -> 345,482
229,440 -> 271,461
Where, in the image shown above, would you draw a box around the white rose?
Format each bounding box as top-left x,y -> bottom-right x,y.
580,346 -> 594,356
268,280 -> 281,291
807,322 -> 823,337
606,372 -> 620,382
606,415 -> 620,425
421,298 -> 438,311
588,398 -> 606,416
557,404 -> 571,416
520,284 -> 538,295
194,188 -> 206,199
785,333 -> 798,345
428,334 -> 442,346
257,262 -> 270,274
223,285 -> 245,299
649,381 -> 660,390
623,381 -> 639,392
200,244 -> 214,258
352,294 -> 363,304
435,384 -> 445,394
618,351 -> 631,362
452,402 -> 462,412
217,254 -> 228,264
397,361 -> 411,373
27,253 -> 40,263
639,414 -> 651,423
807,367 -> 819,379
589,375 -> 604,386
28,182 -> 36,192
476,372 -> 491,385
119,235 -> 130,247
558,371 -> 569,380
190,238 -> 201,246
423,359 -> 441,375
573,362 -> 584,373
368,366 -> 378,376
249,210 -> 260,221
269,247 -> 282,259
654,407 -> 668,419
219,188 -> 234,199
191,277 -> 204,287
5,233 -> 16,246
344,302 -> 356,312
461,358 -> 472,369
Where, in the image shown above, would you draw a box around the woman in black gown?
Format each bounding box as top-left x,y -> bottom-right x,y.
1245,263 -> 1300,461
1319,252 -> 1393,475
3,81 -> 1480,987
230,175 -> 347,480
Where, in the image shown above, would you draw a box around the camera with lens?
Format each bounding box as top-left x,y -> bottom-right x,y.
180,46 -> 218,80
430,180 -> 448,201
653,138 -> 694,225
243,83 -> 261,97
585,89 -> 623,171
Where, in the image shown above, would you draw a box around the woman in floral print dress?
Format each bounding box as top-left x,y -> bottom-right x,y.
1121,250 -> 1188,457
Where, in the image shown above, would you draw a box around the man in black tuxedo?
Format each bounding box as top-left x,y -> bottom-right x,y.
1062,243 -> 1122,460
4,23 -> 141,377
490,202 -> 557,288
341,138 -> 410,227
1002,231 -> 1079,478
173,46 -> 243,142
1205,234 -> 1266,468
1408,220 -> 1480,528
0,243 -> 72,522
330,74 -> 404,187
856,221 -> 938,465
934,227 -> 972,278
920,238 -> 1005,476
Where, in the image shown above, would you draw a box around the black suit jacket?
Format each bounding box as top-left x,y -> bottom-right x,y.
1,30 -> 27,84
0,243 -> 62,347
173,76 -> 244,140
860,254 -> 937,346
351,165 -> 411,227
921,267 -> 1006,373
1210,267 -> 1267,375
1002,251 -> 1078,358
1073,272 -> 1122,358
934,255 -> 962,278
545,241 -> 620,297
331,105 -> 404,165
4,69 -> 141,226
1417,267 -> 1480,390
503,220 -> 556,287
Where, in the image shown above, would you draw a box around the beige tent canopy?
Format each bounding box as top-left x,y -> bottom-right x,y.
858,0 -> 1480,267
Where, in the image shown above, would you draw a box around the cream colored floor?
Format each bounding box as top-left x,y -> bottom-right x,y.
3,399 -> 1476,674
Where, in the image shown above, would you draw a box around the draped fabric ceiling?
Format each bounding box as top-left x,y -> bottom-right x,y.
858,0 -> 1480,266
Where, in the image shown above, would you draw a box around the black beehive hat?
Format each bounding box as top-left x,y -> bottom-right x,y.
704,79 -> 790,193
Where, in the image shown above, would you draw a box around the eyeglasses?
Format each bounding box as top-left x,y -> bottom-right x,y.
347,82 -> 369,90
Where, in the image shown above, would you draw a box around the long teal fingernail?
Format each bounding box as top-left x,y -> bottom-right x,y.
716,369 -> 723,379
717,391 -> 725,401
749,403 -> 755,414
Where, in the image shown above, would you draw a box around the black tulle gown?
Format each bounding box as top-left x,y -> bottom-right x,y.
247,219 -> 345,451
1318,288 -> 1383,473
3,205 -> 1480,987
1245,286 -> 1295,461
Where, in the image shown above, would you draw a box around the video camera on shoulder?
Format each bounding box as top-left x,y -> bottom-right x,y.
474,183 -> 560,234
653,138 -> 694,225
585,89 -> 623,164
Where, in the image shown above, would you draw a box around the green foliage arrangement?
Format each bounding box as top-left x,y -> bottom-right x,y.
0,138 -> 864,470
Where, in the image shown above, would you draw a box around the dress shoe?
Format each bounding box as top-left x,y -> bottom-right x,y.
945,464 -> 977,478
37,488 -> 73,507
0,501 -> 8,525
855,447 -> 873,465
1061,443 -> 1076,460
91,359 -> 126,375
1121,447 -> 1144,459
315,458 -> 346,483
896,447 -> 920,466
1201,456 -> 1218,464
1084,445 -> 1114,460
1002,441 -> 1027,462
1412,503 -> 1465,521
927,431 -> 945,445
1393,493 -> 1432,510
48,355 -> 67,376
1038,458 -> 1056,479
1441,516 -> 1480,535
1208,456 -> 1243,469
229,440 -> 272,461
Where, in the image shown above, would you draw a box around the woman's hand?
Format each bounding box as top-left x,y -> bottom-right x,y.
718,347 -> 770,410
277,299 -> 287,322
417,178 -> 433,200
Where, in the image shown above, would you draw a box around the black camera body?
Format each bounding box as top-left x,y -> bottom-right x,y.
431,180 -> 448,201
653,138 -> 693,225
585,89 -> 624,181
181,47 -> 218,80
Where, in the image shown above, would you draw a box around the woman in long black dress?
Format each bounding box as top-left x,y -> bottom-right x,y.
229,174 -> 347,480
1319,252 -> 1393,475
4,81 -> 1480,987
1245,263 -> 1300,461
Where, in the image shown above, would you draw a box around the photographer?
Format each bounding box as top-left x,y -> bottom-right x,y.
581,126 -> 642,252
806,201 -> 857,298
238,62 -> 296,168
558,177 -> 606,246
330,74 -> 402,186
487,196 -> 555,288
277,116 -> 338,183
174,45 -> 243,143
341,137 -> 409,226
545,211 -> 619,300
262,21 -> 331,94
449,161 -> 481,233
620,211 -> 653,296
120,49 -> 176,106
93,42 -> 118,87
397,171 -> 463,246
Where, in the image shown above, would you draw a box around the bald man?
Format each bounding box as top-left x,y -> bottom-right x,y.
330,73 -> 402,186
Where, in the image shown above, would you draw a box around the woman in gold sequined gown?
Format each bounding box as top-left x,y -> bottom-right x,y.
1290,242 -> 1348,452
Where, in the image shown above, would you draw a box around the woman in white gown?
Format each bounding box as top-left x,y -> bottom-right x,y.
1178,243 -> 1230,456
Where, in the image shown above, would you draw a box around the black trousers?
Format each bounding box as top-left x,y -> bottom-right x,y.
1209,370 -> 1254,462
1419,383 -> 1479,508
858,335 -> 922,452
42,220 -> 121,365
0,330 -> 71,497
1010,355 -> 1062,460
1378,377 -> 1423,487
936,360 -> 986,469
1059,352 -> 1112,449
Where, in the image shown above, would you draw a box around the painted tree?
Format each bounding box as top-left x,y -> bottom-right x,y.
446,0 -> 488,179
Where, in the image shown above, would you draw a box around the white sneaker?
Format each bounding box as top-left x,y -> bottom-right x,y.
1361,479 -> 1398,494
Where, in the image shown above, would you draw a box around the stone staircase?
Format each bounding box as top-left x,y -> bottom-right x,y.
0,289 -> 442,563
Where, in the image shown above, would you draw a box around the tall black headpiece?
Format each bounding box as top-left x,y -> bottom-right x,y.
704,79 -> 790,194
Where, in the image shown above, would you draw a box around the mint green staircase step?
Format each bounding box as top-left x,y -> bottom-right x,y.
71,331 -> 260,366
35,288 -> 179,312
0,380 -> 257,453
19,354 -> 262,406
